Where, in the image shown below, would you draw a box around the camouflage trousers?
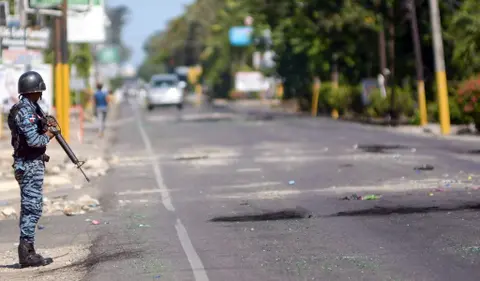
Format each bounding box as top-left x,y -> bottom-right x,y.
14,159 -> 45,243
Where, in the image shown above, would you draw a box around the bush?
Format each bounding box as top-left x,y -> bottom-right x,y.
456,75 -> 480,130
427,96 -> 471,125
317,83 -> 362,115
364,86 -> 415,119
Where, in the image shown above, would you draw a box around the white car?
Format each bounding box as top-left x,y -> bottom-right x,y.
146,74 -> 186,110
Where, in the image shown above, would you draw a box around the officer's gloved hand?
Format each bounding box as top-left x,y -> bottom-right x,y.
45,129 -> 55,140
46,116 -> 58,127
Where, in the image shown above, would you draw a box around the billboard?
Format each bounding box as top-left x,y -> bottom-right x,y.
2,49 -> 44,65
229,26 -> 253,46
235,71 -> 269,92
0,64 -> 53,114
0,26 -> 51,49
30,0 -> 101,8
67,1 -> 106,43
96,46 -> 120,64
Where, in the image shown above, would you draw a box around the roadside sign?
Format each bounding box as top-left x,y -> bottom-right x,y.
235,71 -> 269,92
2,49 -> 44,64
96,46 -> 119,64
229,26 -> 253,46
361,78 -> 380,105
29,0 -> 101,8
0,26 -> 51,49
67,3 -> 106,43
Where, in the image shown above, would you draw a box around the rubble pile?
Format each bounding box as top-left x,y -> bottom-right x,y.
43,194 -> 101,216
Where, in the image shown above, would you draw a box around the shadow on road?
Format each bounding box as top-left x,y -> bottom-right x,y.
357,144 -> 410,153
209,207 -> 312,222
330,202 -> 480,217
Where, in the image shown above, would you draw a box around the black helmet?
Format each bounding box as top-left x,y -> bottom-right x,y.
18,71 -> 46,95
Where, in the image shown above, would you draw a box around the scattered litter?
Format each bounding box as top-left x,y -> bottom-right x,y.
154,275 -> 161,279
91,220 -> 100,225
434,188 -> 444,192
37,225 -> 45,230
468,176 -> 473,180
138,224 -> 151,228
340,194 -> 361,200
361,194 -> 382,200
339,164 -> 354,168
174,155 -> 209,161
463,246 -> 480,254
429,193 -> 434,196
411,148 -> 417,152
288,180 -> 295,185
340,194 -> 381,200
85,218 -> 92,222
414,164 -> 434,171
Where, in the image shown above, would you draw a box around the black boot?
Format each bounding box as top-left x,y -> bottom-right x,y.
18,239 -> 53,268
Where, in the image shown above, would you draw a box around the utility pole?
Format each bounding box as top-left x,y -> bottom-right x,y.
54,17 -> 63,141
388,2 -> 397,124
407,0 -> 428,126
61,0 -> 70,141
428,0 -> 450,135
376,0 -> 387,73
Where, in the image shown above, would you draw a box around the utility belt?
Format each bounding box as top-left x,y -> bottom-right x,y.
17,153 -> 50,162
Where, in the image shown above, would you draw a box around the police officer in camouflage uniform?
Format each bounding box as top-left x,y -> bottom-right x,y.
8,71 -> 55,268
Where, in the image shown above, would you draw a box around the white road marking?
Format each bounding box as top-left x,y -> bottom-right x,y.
133,104 -> 175,212
211,181 -> 282,190
131,102 -> 210,281
176,219 -> 210,281
236,168 -> 262,173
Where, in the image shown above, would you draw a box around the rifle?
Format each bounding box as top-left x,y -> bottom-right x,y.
37,106 -> 90,182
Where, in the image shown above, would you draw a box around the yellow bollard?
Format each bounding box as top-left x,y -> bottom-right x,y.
436,71 -> 450,135
276,84 -> 284,99
417,80 -> 428,126
195,84 -> 202,107
331,109 -> 339,120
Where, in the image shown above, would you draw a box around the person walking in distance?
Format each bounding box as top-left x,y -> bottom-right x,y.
93,83 -> 109,137
8,71 -> 55,268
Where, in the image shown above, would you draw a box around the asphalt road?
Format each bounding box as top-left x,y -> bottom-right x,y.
82,100 -> 480,281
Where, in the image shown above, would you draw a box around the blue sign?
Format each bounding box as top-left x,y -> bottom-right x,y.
229,26 -> 253,47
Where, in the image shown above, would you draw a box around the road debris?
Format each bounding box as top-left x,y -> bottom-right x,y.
1,207 -> 17,219
43,194 -> 101,216
174,154 -> 209,161
340,194 -> 382,201
288,180 -> 295,185
413,164 -> 434,171
91,220 -> 100,225
362,194 -> 382,200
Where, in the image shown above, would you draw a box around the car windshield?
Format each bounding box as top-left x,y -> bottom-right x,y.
151,79 -> 177,88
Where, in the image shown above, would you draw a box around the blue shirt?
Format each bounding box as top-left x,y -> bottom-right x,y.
94,90 -> 108,109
